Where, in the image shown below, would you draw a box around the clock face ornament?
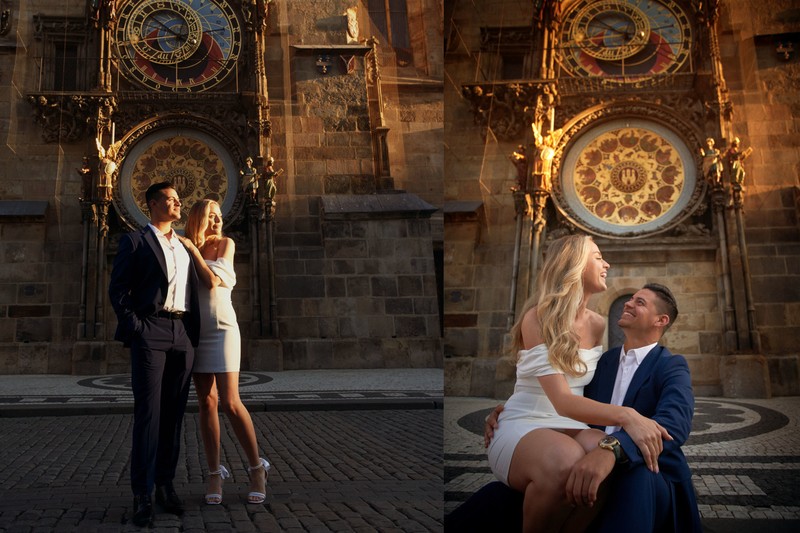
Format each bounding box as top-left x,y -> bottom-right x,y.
116,0 -> 242,91
115,128 -> 240,230
557,119 -> 697,237
560,0 -> 691,80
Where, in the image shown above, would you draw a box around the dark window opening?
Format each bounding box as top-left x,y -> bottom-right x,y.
368,0 -> 412,66
502,55 -> 524,80
53,42 -> 79,91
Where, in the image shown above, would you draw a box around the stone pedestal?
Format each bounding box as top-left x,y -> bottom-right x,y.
766,355 -> 800,397
469,358 -> 497,398
444,357 -> 472,396
494,355 -> 517,400
719,354 -> 772,398
72,341 -> 110,375
246,339 -> 283,371
685,354 -> 723,397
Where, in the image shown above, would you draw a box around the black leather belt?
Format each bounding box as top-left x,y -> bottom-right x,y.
156,310 -> 186,319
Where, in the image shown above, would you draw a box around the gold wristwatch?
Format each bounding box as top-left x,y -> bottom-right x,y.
598,435 -> 625,462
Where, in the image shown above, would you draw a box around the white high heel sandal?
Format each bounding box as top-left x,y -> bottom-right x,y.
205,465 -> 230,505
246,458 -> 271,504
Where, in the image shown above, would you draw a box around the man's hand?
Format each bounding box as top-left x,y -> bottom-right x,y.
565,447 -> 615,507
483,404 -> 504,448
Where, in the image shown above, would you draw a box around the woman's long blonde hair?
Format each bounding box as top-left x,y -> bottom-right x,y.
510,234 -> 594,376
184,199 -> 219,250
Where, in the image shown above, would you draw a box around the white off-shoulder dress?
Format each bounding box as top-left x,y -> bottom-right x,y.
487,343 -> 603,485
193,258 -> 242,373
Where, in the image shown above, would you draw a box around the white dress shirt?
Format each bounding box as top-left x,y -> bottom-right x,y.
149,224 -> 190,313
605,342 -> 658,434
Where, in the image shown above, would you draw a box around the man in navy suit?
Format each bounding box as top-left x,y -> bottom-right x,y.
109,181 -> 201,527
447,283 -> 702,532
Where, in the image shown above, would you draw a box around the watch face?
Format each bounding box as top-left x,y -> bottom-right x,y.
114,127 -> 240,229
599,436 -> 618,446
556,119 -> 697,237
116,0 -> 242,92
560,0 -> 691,80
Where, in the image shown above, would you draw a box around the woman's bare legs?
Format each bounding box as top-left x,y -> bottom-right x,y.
215,372 -> 266,497
193,373 -> 223,498
507,428 -> 588,533
559,428 -> 611,532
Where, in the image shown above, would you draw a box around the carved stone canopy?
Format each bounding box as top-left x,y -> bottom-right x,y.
27,93 -> 113,143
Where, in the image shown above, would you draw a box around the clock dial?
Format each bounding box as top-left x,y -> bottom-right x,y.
115,128 -> 240,230
557,119 -> 697,237
116,0 -> 242,92
560,0 -> 691,80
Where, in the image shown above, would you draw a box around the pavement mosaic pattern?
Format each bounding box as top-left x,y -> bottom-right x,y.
0,370 -> 443,412
444,396 -> 800,528
0,409 -> 443,532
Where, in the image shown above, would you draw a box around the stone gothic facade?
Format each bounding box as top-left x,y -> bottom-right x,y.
0,0 -> 444,374
444,0 -> 800,398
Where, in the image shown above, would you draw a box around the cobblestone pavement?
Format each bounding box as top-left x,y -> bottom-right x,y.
0,409 -> 443,532
445,396 -> 800,533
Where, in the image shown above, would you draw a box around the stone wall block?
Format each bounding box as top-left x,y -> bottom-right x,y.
324,239 -> 368,258
280,276 -> 325,298
470,358 -> 497,398
345,276 -> 370,297
8,305 -> 50,318
325,277 -> 346,297
720,354 -> 771,398
19,343 -> 49,374
15,318 -> 52,343
385,298 -> 414,315
371,276 -> 398,297
398,275 -> 423,296
767,355 -> 800,396
444,328 -> 478,357
282,340 -> 308,370
444,358 -> 472,396
445,288 -> 475,313
368,316 -> 394,338
322,221 -> 352,239
245,339 -> 283,371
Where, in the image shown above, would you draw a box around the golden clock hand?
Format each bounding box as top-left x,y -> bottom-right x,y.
148,14 -> 199,43
591,19 -> 626,35
148,18 -> 182,38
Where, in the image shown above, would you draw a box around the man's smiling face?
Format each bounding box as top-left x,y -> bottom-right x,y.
618,288 -> 667,334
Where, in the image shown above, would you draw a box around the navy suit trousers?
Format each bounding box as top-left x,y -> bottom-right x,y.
130,316 -> 195,495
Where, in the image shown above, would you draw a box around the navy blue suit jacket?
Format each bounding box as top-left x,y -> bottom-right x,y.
584,345 -> 702,533
109,226 -> 201,347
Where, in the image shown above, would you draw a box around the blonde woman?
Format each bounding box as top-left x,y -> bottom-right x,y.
487,234 -> 670,532
178,199 -> 270,505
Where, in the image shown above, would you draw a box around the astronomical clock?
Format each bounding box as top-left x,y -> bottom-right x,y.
115,0 -> 243,92
110,0 -> 248,230
546,0 -> 703,239
559,0 -> 692,82
556,117 -> 698,237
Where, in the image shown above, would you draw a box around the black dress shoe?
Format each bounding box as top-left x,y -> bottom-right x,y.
132,493 -> 154,527
155,482 -> 184,516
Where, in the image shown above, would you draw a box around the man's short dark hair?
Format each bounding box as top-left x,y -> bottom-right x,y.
644,282 -> 678,331
145,181 -> 174,209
